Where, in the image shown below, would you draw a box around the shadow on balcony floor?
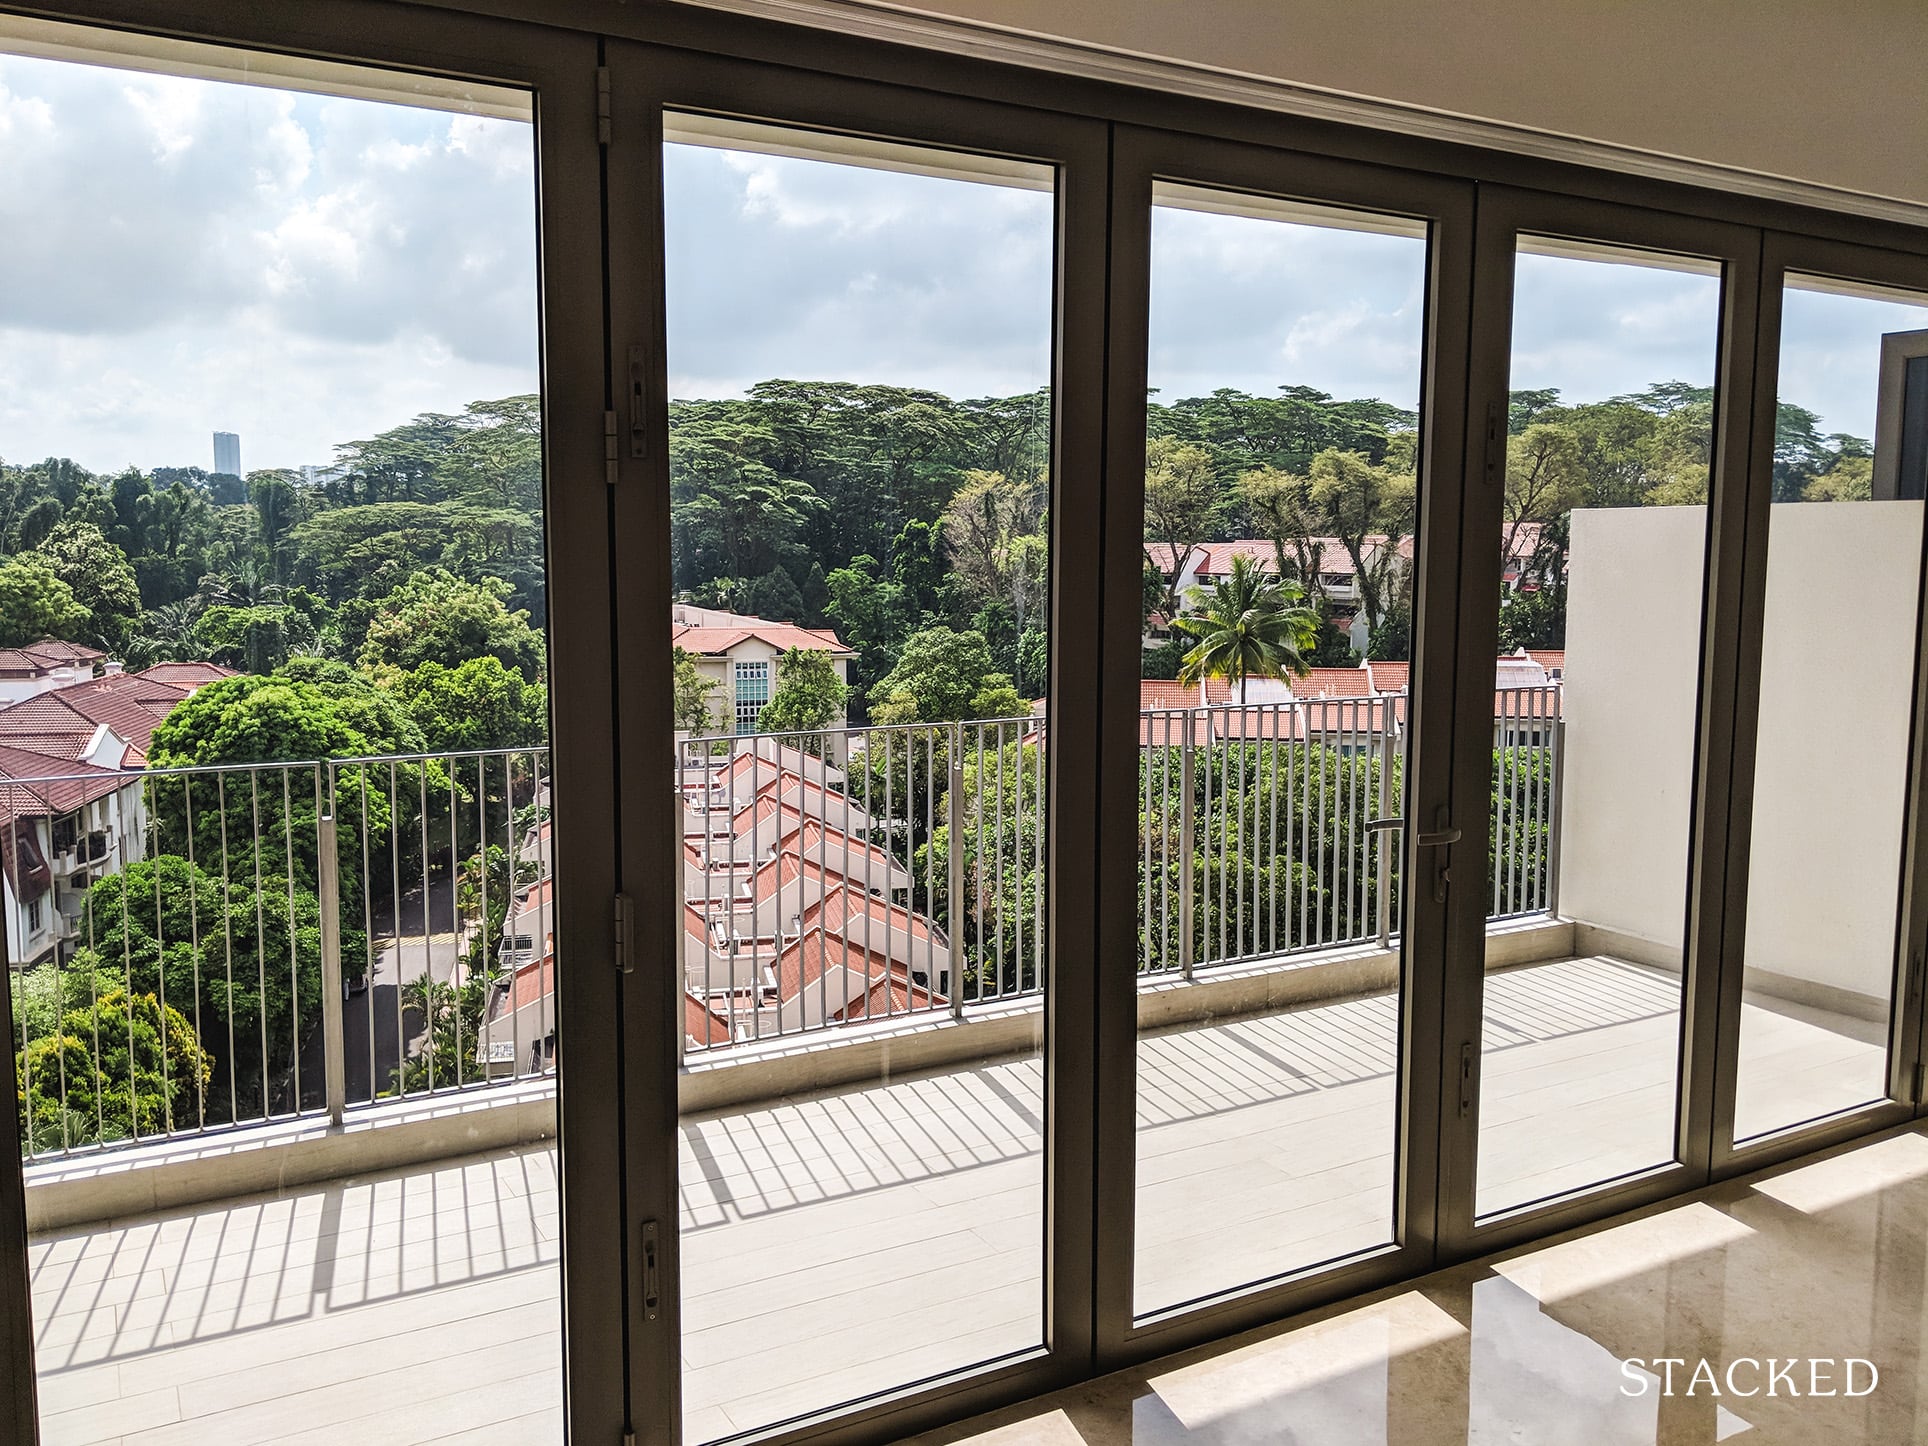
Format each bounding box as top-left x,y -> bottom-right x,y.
25,953 -> 1886,1445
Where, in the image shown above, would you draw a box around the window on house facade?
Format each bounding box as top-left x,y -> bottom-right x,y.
732,660 -> 770,734
26,895 -> 43,934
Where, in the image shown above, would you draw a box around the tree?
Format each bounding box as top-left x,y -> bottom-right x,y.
391,656 -> 547,753
757,647 -> 850,736
358,568 -> 545,680
868,627 -> 1015,723
0,555 -> 90,646
943,470 -> 1048,670
1503,424 -> 1586,563
1240,465 -> 1326,599
53,856 -> 364,1124
30,518 -> 141,653
671,647 -> 721,735
1172,554 -> 1319,693
191,603 -> 318,672
247,470 -> 306,584
1803,455 -> 1873,502
1143,436 -> 1222,621
1306,449 -> 1414,628
150,667 -> 425,767
17,989 -> 212,1152
392,973 -> 492,1094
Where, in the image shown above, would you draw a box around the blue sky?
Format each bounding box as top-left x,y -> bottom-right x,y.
2,51 -> 1921,477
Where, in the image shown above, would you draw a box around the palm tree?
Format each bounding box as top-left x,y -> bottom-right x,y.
1172,553 -> 1319,695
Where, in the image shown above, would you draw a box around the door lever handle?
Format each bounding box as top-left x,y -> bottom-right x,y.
1416,828 -> 1462,848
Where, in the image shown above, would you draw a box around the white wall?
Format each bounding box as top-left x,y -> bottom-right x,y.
1562,501 -> 1925,1007
1745,500 -> 1923,1004
1558,506 -> 1706,964
894,0 -> 1928,209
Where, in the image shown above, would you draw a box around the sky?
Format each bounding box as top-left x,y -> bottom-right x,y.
3,50 -> 1924,479
0,53 -> 540,475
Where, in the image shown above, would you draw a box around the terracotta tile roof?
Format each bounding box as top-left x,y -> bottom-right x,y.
0,743 -> 129,822
0,729 -> 104,764
772,926 -> 943,1023
1525,650 -> 1566,676
133,662 -> 240,689
0,674 -> 188,765
1365,661 -> 1410,693
685,991 -> 732,1046
671,623 -> 854,658
0,649 -> 55,678
1287,667 -> 1376,699
1139,679 -> 1233,711
20,638 -> 105,666
1494,688 -> 1564,721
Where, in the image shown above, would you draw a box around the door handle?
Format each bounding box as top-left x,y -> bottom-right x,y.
1416,828 -> 1462,848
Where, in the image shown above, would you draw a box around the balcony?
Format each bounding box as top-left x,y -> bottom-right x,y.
8,708 -> 1890,1441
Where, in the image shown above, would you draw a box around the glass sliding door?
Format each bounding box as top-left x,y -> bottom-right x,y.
1729,271 -> 1928,1143
654,109 -> 1065,1442
1474,236 -> 1725,1216
0,20 -> 598,1445
1131,180 -> 1435,1316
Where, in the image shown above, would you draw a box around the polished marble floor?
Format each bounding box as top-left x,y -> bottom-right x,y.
908,1127 -> 1928,1446
23,955 -> 1891,1444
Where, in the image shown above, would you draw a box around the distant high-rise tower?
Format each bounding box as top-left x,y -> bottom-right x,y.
213,431 -> 241,478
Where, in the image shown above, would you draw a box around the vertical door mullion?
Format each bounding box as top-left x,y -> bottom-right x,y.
1707,236 -> 1786,1163
1394,181 -> 1478,1268
1045,115 -> 1113,1377
1092,131 -> 1152,1363
1434,189 -> 1516,1254
537,31 -> 647,1446
605,42 -> 681,1446
0,931 -> 36,1446
1681,229 -> 1765,1173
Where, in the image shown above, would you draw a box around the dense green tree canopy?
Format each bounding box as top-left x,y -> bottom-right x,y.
358,568 -> 545,681
0,555 -> 89,647
31,519 -> 142,652
869,628 -> 1023,724
150,666 -> 425,767
391,656 -> 548,754
758,646 -> 850,736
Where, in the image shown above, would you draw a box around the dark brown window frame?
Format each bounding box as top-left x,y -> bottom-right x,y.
0,6 -> 1925,1446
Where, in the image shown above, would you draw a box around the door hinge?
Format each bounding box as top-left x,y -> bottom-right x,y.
596,65 -> 611,145
614,892 -> 635,974
1458,1040 -> 1476,1117
641,1218 -> 661,1321
604,410 -> 619,487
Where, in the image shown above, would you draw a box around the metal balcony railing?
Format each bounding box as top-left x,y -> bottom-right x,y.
9,683 -> 1562,1160
8,747 -> 554,1162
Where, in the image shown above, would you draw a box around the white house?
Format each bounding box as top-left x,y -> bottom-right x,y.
670,604 -> 856,741
0,740 -> 147,969
0,638 -> 107,707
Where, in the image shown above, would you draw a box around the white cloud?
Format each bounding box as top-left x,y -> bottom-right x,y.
0,53 -> 538,473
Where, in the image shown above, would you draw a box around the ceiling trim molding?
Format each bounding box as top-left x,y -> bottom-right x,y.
663,0 -> 1928,230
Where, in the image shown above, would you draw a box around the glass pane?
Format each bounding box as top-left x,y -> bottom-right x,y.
663,114 -> 1054,1440
1135,183 -> 1428,1314
1731,275 -> 1928,1140
2,33 -> 561,1443
1475,239 -> 1722,1216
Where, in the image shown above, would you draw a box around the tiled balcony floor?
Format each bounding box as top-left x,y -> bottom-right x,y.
26,955 -> 1888,1445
